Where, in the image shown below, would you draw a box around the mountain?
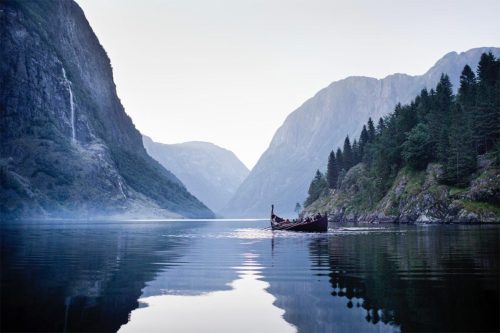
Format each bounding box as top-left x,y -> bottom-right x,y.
142,136 -> 249,213
0,0 -> 214,219
223,47 -> 500,218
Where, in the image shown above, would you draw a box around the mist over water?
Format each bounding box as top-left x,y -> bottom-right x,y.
1,220 -> 498,332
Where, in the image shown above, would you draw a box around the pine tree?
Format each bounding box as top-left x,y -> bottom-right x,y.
437,74 -> 453,163
343,136 -> 353,170
377,118 -> 386,134
373,114 -> 401,184
458,65 -> 476,106
458,64 -> 478,153
367,118 -> 376,142
436,74 -> 453,110
359,125 -> 369,157
443,104 -> 477,185
416,89 -> 431,122
474,52 -> 500,153
395,104 -> 418,149
326,150 -> 338,189
477,52 -> 498,87
427,74 -> 453,162
336,148 -> 343,172
352,139 -> 360,165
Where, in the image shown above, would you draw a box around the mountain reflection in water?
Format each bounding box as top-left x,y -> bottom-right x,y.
120,252 -> 295,333
1,221 -> 498,333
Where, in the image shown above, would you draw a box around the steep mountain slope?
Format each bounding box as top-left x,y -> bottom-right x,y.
0,1 -> 213,219
223,47 -> 500,217
143,136 -> 249,213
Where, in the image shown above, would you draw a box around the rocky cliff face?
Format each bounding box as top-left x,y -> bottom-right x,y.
223,47 -> 500,218
304,158 -> 500,223
0,1 -> 214,219
143,136 -> 249,213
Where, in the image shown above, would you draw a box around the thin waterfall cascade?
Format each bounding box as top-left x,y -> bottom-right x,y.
61,67 -> 76,143
118,179 -> 127,199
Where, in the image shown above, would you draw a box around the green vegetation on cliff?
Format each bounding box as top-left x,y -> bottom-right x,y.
0,1 -> 214,219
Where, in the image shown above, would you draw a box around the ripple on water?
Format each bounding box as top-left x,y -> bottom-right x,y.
162,226 -> 403,240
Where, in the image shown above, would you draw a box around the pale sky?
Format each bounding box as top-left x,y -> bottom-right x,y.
76,0 -> 500,169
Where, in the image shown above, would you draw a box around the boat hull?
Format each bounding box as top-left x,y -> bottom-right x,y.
271,216 -> 328,232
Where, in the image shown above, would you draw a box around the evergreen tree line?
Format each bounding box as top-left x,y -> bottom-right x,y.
305,52 -> 499,207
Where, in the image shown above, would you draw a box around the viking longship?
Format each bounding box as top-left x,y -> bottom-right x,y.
270,205 -> 328,232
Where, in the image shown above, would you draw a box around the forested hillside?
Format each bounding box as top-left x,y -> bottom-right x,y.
305,52 -> 499,222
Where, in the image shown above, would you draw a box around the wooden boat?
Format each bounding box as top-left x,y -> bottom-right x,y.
270,205 -> 328,232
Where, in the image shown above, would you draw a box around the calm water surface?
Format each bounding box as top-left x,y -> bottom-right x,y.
1,220 -> 499,332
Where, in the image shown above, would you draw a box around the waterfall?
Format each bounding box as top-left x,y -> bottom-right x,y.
118,179 -> 127,199
62,67 -> 76,143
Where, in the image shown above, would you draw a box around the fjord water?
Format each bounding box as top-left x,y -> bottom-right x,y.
1,220 -> 498,332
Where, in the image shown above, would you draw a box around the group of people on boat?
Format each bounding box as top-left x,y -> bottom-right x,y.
306,213 -> 323,222
272,212 -> 324,225
270,205 -> 328,232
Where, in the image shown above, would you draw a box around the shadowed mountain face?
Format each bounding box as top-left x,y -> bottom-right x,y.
143,136 -> 249,213
0,1 -> 213,219
223,47 -> 500,218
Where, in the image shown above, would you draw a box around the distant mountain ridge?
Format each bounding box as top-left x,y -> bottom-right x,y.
0,0 -> 214,219
223,47 -> 500,218
143,136 -> 249,213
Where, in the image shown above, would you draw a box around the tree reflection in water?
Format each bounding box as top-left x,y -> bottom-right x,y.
303,225 -> 499,332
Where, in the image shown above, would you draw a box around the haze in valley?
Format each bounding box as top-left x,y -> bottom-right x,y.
77,0 -> 500,169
